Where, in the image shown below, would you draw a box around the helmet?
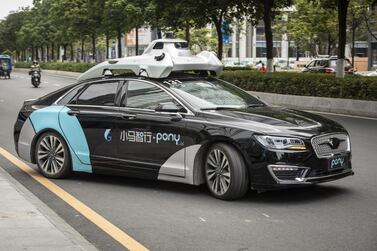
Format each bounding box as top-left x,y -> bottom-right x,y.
33,60 -> 38,65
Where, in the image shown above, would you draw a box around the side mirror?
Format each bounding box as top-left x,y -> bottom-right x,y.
155,103 -> 180,113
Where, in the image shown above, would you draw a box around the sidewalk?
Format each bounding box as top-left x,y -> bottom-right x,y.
0,166 -> 97,251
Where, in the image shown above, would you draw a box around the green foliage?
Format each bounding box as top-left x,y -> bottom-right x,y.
285,0 -> 338,56
14,62 -> 96,72
14,61 -> 377,100
219,71 -> 377,101
223,66 -> 256,71
176,27 -> 218,53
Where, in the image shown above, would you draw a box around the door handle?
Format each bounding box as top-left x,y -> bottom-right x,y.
121,114 -> 136,120
67,109 -> 80,116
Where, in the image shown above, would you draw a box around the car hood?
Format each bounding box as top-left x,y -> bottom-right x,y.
201,106 -> 346,138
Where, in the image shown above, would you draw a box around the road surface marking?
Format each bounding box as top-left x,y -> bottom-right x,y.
262,213 -> 270,218
0,147 -> 148,251
199,217 -> 206,222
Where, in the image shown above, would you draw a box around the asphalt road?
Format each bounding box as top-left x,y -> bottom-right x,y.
0,70 -> 376,251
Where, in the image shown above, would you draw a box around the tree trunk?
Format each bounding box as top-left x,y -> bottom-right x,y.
117,27 -> 122,58
51,43 -> 55,61
135,27 -> 139,56
46,44 -> 49,61
296,45 -> 300,61
263,0 -> 274,72
106,32 -> 110,59
63,44 -> 67,62
81,38 -> 85,62
213,17 -> 223,60
41,46 -> 45,62
70,43 -> 74,61
336,0 -> 349,78
327,34 -> 332,55
92,34 -> 96,62
35,47 -> 39,61
185,20 -> 190,44
352,23 -> 356,67
57,45 -> 60,61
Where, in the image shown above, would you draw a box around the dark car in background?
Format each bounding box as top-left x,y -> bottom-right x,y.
302,56 -> 355,74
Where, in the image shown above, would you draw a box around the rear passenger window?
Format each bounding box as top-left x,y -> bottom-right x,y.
75,82 -> 118,106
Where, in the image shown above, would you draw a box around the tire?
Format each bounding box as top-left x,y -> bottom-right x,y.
32,80 -> 39,88
204,143 -> 249,200
35,132 -> 72,178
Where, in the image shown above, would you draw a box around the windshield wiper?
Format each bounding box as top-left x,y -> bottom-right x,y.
247,103 -> 266,108
200,106 -> 240,111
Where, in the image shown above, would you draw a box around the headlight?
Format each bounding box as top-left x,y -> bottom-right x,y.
255,135 -> 306,150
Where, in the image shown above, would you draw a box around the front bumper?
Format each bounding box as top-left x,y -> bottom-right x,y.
267,164 -> 354,185
246,138 -> 353,190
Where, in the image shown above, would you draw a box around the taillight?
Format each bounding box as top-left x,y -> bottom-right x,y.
324,67 -> 335,73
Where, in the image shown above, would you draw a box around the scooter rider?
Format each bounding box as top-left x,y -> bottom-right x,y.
29,60 -> 42,87
30,60 -> 41,72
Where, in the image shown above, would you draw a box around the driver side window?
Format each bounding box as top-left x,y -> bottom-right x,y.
123,81 -> 182,111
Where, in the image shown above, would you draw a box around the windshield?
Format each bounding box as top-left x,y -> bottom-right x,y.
169,78 -> 265,110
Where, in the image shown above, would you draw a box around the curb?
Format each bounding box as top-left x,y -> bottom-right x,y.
249,91 -> 377,118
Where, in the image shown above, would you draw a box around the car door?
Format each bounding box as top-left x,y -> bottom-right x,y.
115,80 -> 189,179
62,80 -> 122,167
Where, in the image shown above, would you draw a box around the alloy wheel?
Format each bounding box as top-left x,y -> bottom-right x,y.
205,149 -> 231,195
37,135 -> 65,175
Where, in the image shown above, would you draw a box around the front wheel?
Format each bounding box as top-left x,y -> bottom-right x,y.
31,79 -> 39,87
35,132 -> 72,178
205,143 -> 249,200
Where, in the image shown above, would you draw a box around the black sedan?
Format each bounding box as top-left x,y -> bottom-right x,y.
14,73 -> 353,200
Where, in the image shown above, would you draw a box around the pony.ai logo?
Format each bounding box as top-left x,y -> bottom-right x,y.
104,129 -> 112,142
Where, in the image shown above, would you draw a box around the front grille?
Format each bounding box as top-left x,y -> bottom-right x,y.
273,170 -> 299,180
311,133 -> 350,158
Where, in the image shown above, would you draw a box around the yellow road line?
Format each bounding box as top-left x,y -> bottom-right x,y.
0,147 -> 148,251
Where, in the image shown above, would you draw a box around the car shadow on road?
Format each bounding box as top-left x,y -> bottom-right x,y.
69,172 -> 208,195
242,185 -> 353,204
67,172 -> 353,205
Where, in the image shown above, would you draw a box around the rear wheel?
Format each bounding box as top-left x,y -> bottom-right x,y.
205,143 -> 249,200
35,132 -> 71,178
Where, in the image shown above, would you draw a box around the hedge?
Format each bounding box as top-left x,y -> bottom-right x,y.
14,62 -> 377,101
16,62 -> 254,73
223,66 -> 256,71
14,62 -> 95,73
219,71 -> 377,101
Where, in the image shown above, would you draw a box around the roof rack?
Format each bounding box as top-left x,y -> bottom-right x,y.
78,39 -> 223,81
